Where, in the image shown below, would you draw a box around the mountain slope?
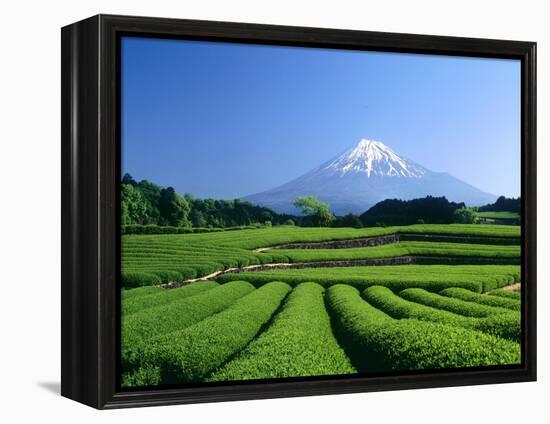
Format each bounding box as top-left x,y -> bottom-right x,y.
243,139 -> 496,215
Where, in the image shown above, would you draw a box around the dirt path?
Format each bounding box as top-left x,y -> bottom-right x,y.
498,282 -> 521,291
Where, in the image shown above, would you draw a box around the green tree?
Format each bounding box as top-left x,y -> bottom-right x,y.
159,187 -> 191,227
453,207 -> 479,224
121,184 -> 147,225
292,196 -> 335,227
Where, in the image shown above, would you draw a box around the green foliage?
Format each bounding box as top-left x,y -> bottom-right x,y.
275,242 -> 520,264
158,187 -> 191,227
399,288 -> 511,317
453,207 -> 479,224
210,283 -> 355,382
122,281 -> 219,316
121,272 -> 162,288
123,282 -> 291,386
362,286 -> 520,342
334,213 -> 363,228
217,264 -> 520,294
489,289 -> 521,300
121,184 -> 147,225
326,284 -> 520,372
121,286 -> 163,301
439,287 -> 520,311
292,196 -> 336,227
361,196 -> 465,226
292,195 -> 330,216
478,196 -> 521,213
122,281 -> 255,369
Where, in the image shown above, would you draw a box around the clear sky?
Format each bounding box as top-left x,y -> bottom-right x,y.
121,36 -> 521,199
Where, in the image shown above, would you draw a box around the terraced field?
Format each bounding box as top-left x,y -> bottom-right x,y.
121,224 -> 522,387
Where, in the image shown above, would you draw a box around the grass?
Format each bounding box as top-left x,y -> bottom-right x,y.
123,282 -> 291,386
217,264 -> 521,293
209,282 -> 356,382
326,285 -> 520,372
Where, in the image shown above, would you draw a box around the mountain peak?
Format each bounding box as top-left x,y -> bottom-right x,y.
323,138 -> 426,178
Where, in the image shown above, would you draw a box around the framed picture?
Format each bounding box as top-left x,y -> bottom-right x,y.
61,14 -> 536,409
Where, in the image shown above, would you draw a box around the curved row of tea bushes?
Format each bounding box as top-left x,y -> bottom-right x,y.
121,286 -> 163,300
124,282 -> 291,386
439,287 -> 520,311
209,282 -> 356,382
122,281 -> 255,367
120,225 -> 519,285
216,265 -> 520,293
275,242 -> 520,264
121,271 -> 163,288
399,288 -> 511,317
326,285 -> 520,372
122,281 -> 219,316
489,289 -> 521,301
363,286 -> 520,342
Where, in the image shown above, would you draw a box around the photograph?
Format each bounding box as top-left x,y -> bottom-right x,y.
119,35 -> 522,388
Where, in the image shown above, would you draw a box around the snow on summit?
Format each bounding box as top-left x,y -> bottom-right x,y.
324,138 -> 426,178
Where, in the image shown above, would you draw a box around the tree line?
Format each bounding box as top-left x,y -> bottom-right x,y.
122,174 -> 519,229
121,174 -> 295,228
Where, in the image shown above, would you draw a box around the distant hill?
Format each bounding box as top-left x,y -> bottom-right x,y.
243,138 -> 497,215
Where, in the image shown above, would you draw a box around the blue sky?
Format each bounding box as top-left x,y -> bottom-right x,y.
121,36 -> 521,199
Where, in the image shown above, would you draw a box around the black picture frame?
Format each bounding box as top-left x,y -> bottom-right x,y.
61,14 -> 537,409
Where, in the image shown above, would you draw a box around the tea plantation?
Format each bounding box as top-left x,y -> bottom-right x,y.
121,224 -> 522,386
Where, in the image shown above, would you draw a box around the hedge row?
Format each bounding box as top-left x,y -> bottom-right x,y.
122,281 -> 254,368
399,288 -> 511,318
122,281 -> 219,316
121,286 -> 163,300
123,282 -> 291,387
122,224 -> 266,235
362,286 -> 520,342
439,287 -> 520,311
216,265 -> 521,294
489,289 -> 521,301
121,272 -> 162,288
209,282 -> 356,382
326,285 -> 520,372
276,242 -> 520,264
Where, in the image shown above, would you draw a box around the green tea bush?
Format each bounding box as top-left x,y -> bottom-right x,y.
362,286 -> 520,342
362,286 -> 471,327
210,282 -> 355,381
489,290 -> 521,300
121,286 -> 163,300
121,272 -> 162,288
122,281 -> 219,316
439,287 -> 520,311
276,242 -> 520,264
326,285 -> 520,372
150,270 -> 183,284
217,265 -> 520,294
399,288 -> 510,317
122,281 -> 254,368
124,282 -> 291,386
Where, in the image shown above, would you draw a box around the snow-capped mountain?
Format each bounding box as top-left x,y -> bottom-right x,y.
323,139 -> 427,178
243,138 -> 497,215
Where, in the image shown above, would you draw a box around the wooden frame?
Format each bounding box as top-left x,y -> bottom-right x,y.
61,14 -> 537,409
